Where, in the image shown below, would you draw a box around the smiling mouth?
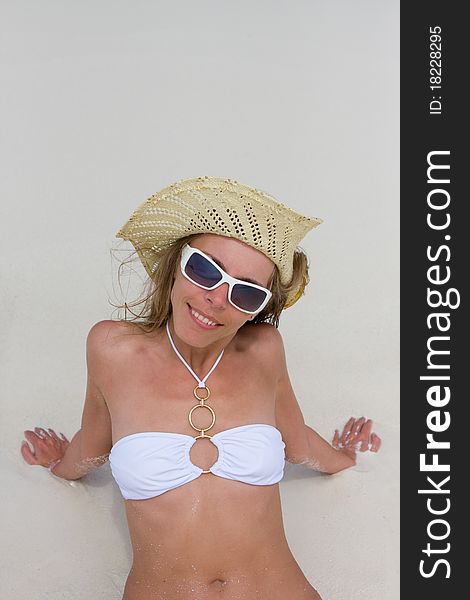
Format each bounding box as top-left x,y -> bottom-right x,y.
187,304 -> 222,327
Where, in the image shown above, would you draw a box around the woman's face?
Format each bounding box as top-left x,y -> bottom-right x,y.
170,234 -> 275,347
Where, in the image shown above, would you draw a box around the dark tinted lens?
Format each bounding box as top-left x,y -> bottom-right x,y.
185,253 -> 222,287
232,284 -> 267,312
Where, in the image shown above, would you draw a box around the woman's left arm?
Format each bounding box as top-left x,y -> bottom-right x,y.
266,325 -> 381,475
305,417 -> 381,474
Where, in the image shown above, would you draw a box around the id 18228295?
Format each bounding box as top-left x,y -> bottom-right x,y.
429,26 -> 442,115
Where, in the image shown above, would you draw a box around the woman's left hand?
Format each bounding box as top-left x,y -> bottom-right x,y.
332,417 -> 381,460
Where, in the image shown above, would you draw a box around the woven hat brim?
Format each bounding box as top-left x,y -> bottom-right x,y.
116,176 -> 322,309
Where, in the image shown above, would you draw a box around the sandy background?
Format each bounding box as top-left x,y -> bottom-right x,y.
0,1 -> 399,598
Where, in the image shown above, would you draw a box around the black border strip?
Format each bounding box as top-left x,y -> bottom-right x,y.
401,3 -> 465,595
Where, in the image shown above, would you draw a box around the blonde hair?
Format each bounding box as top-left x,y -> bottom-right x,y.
113,234 -> 310,332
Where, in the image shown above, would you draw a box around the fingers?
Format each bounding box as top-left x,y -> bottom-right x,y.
43,428 -> 69,444
341,417 -> 354,440
361,419 -> 373,439
357,433 -> 381,452
24,429 -> 41,445
341,416 -> 365,448
24,427 -> 66,444
22,429 -> 47,465
47,428 -> 61,442
357,419 -> 373,451
351,416 -> 367,438
332,429 -> 340,448
337,417 -> 382,453
20,439 -> 40,465
370,432 -> 382,452
21,426 -> 69,468
34,427 -> 49,439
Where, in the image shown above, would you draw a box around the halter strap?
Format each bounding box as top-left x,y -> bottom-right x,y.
165,320 -> 225,388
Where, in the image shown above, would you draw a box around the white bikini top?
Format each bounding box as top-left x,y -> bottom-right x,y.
109,423 -> 286,500
109,321 -> 285,501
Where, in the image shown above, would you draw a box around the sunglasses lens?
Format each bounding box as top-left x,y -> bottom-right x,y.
185,253 -> 222,287
184,249 -> 268,313
232,284 -> 267,313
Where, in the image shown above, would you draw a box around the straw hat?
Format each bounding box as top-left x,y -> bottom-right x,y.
116,176 -> 322,309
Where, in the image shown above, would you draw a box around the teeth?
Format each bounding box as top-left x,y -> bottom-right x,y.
190,308 -> 218,326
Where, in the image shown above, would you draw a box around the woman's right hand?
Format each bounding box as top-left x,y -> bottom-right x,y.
21,427 -> 70,469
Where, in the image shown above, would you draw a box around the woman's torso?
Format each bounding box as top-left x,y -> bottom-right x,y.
99,321 -> 320,599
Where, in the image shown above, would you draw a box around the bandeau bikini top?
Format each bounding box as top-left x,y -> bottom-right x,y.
109,423 -> 286,500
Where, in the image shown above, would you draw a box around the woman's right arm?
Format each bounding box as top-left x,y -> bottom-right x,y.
49,429 -> 85,479
22,321 -> 115,480
53,321 -> 114,479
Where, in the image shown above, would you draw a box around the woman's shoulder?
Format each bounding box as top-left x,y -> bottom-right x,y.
87,318 -> 137,340
240,324 -> 287,379
241,321 -> 282,340
86,319 -> 159,356
238,322 -> 284,356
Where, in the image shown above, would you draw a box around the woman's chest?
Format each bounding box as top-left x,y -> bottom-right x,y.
105,336 -> 278,443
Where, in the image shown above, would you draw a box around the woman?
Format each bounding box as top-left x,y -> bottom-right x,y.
21,176 -> 381,600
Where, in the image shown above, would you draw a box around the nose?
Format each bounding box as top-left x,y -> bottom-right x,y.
204,282 -> 230,308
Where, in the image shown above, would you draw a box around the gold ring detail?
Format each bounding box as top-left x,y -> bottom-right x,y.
188,404 -> 216,433
194,385 -> 211,402
193,434 -> 215,473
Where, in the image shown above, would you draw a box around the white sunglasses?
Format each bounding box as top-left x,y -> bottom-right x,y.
180,243 -> 272,314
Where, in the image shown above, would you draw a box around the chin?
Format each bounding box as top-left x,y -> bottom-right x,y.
170,304 -> 215,343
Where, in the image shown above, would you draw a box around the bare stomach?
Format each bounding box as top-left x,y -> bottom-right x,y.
122,477 -> 322,600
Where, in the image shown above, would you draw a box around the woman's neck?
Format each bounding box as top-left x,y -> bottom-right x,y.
165,316 -> 237,376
